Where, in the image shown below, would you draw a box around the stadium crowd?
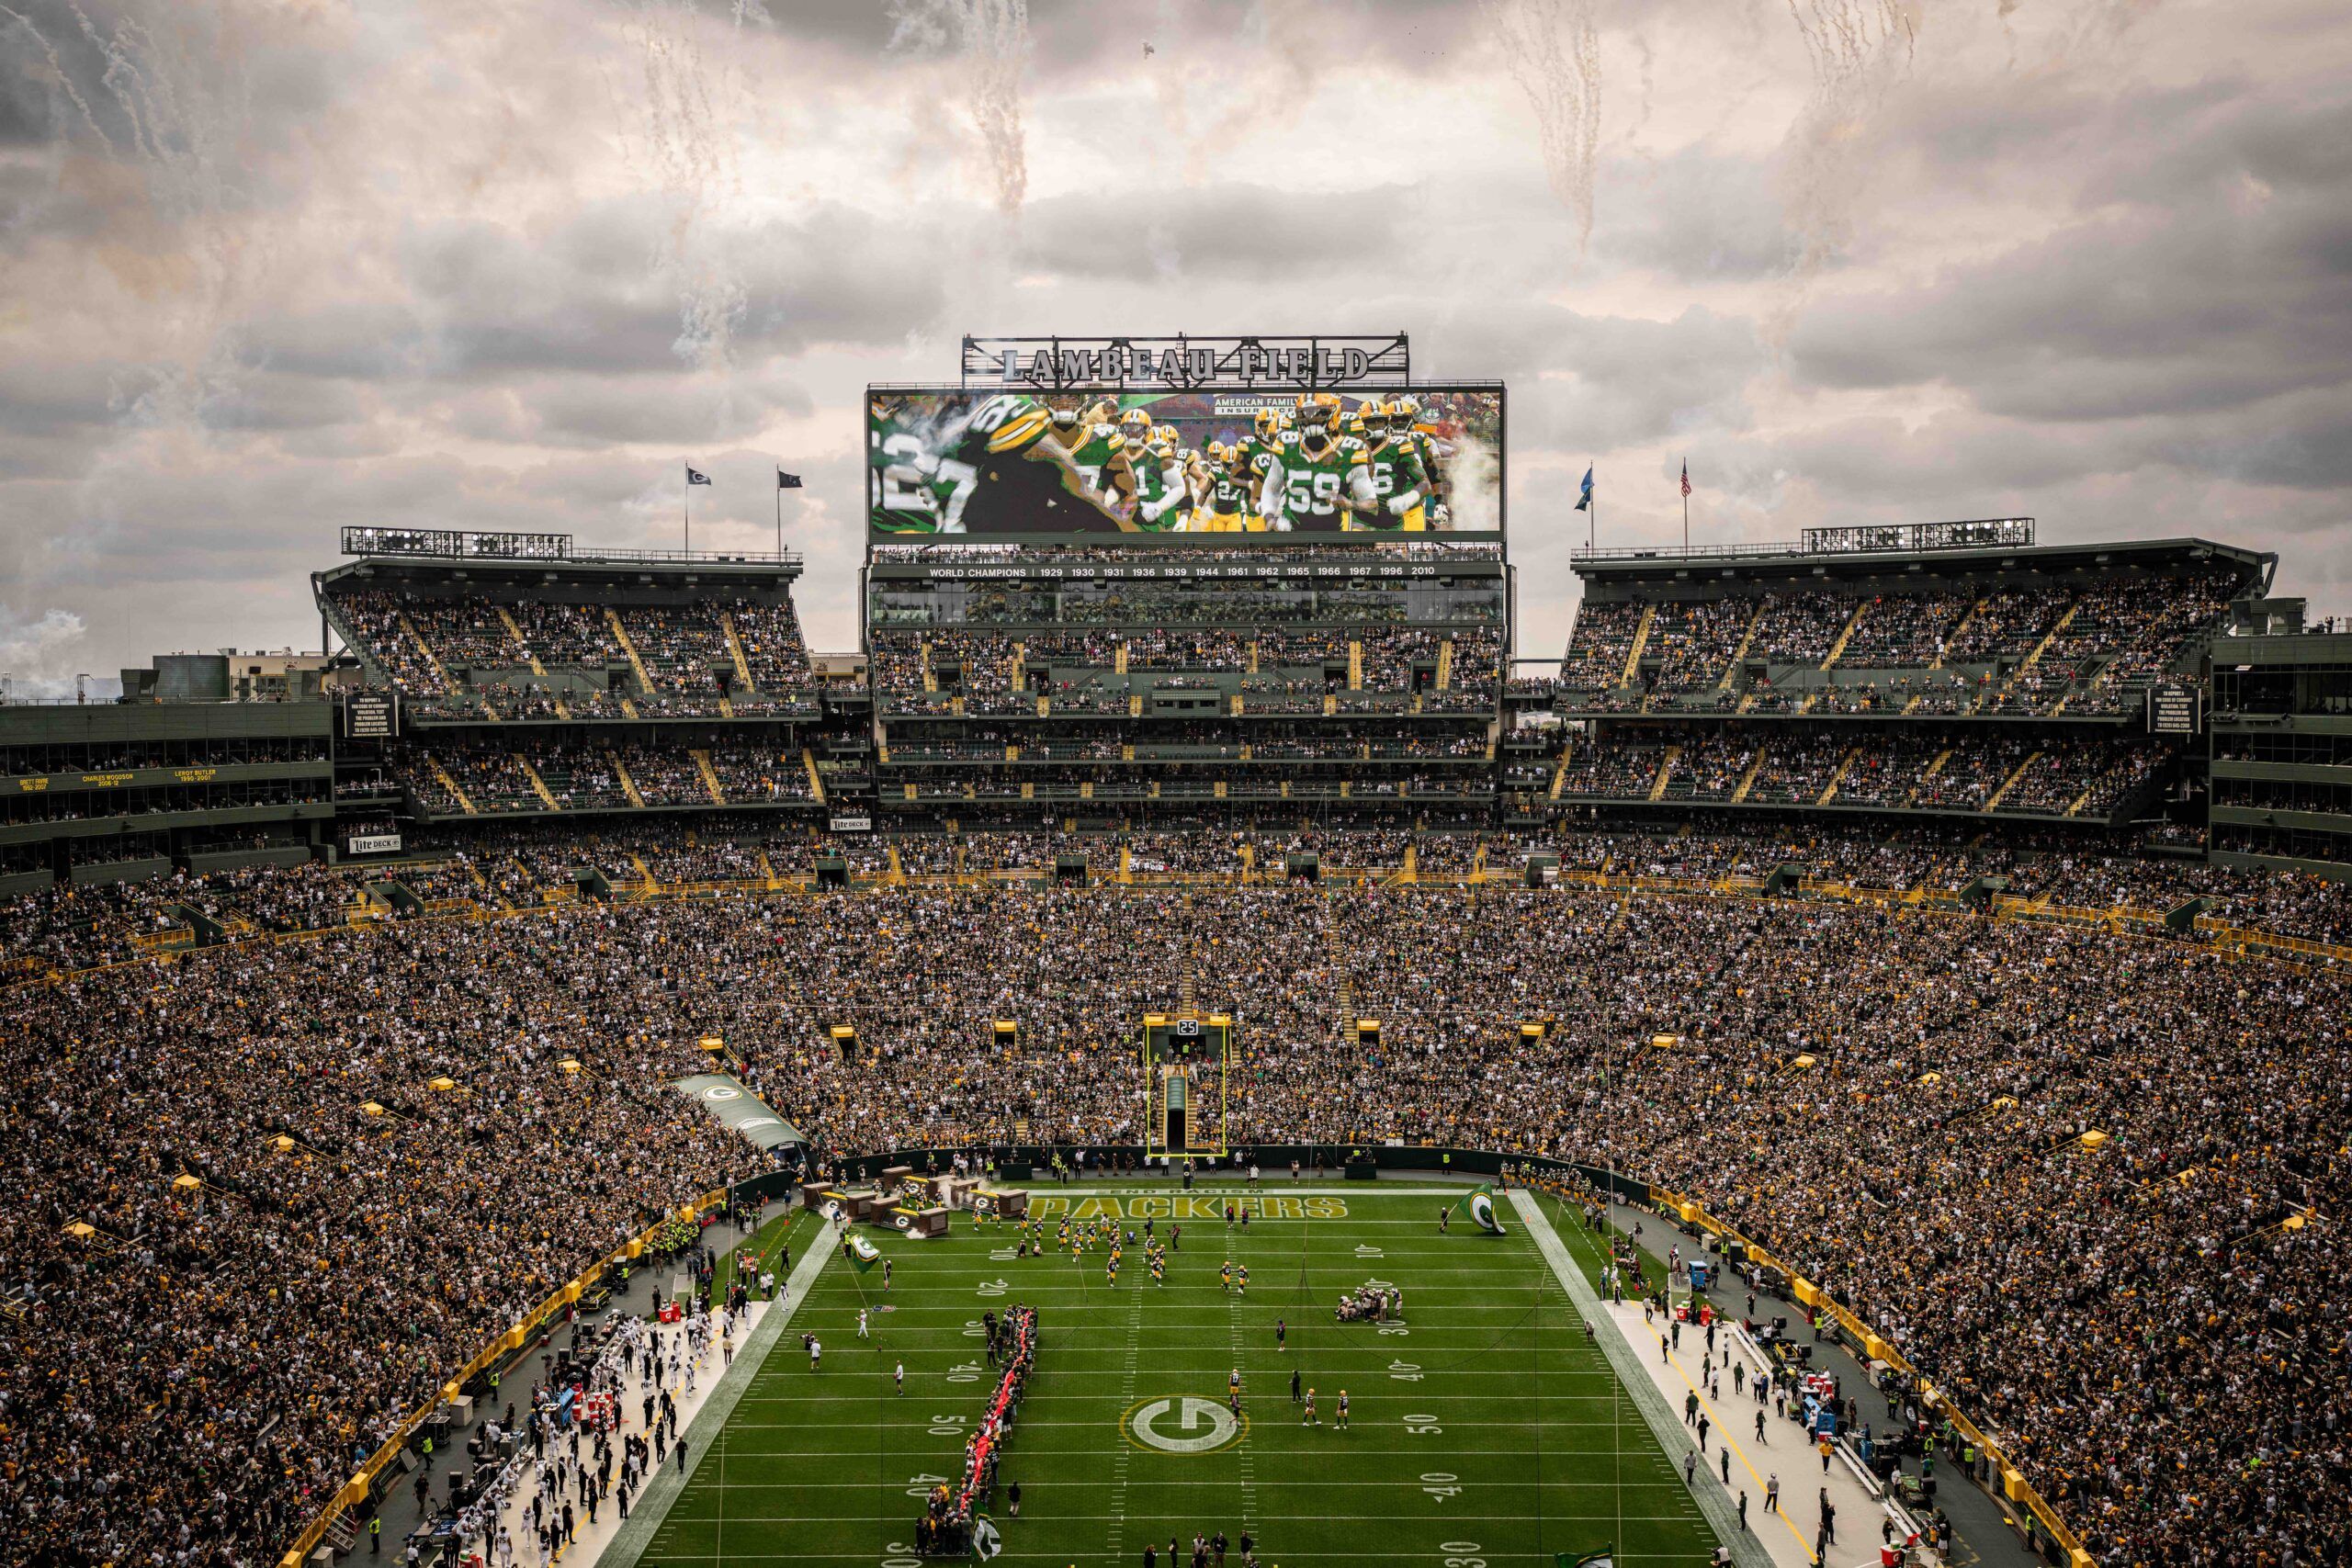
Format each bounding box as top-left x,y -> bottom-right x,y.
3,871 -> 2346,1565
0,818 -> 2342,1561
1558,728 -> 2175,819
1557,568 -> 2245,717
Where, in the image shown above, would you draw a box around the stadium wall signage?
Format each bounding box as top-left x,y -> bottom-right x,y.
902,562 -> 1453,581
1024,1194 -> 1347,1220
7,761 -> 318,792
961,333 -> 1414,391
989,344 -> 1373,387
671,1073 -> 806,1152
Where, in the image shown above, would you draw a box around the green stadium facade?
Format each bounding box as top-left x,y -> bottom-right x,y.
1534,526 -> 2346,873
865,540 -> 1506,825
5,517 -> 2350,897
2209,621 -> 2352,874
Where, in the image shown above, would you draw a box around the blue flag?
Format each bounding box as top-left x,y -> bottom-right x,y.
1575,466 -> 1593,512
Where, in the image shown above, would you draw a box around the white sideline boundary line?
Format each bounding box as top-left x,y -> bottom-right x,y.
599,1220 -> 838,1568
1511,1189 -> 1772,1568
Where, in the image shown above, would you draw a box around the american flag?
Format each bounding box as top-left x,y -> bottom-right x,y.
1679,460 -> 1691,498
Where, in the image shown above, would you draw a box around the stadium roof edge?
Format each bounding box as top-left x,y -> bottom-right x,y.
1570,534 -> 2267,582
314,550 -> 804,589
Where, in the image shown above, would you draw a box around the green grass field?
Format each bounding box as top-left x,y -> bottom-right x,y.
633,1185 -> 1720,1568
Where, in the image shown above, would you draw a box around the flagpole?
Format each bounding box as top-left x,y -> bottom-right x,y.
775,467 -> 783,557
1682,457 -> 1689,553
684,468 -> 692,556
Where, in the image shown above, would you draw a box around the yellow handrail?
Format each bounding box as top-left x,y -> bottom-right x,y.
277,1187 -> 729,1568
1642,1187 -> 2093,1568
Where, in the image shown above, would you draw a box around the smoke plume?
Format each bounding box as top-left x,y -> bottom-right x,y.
1486,0 -> 1602,256
1779,0 -> 1917,292
889,0 -> 1031,219
615,0 -> 766,373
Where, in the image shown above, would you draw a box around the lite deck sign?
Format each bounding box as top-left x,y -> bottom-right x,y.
2148,683 -> 2201,735
342,694 -> 399,739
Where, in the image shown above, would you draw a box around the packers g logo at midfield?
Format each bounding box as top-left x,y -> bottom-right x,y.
1124,1395 -> 1245,1454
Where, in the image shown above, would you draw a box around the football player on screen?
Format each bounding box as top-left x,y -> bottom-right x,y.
1149,427 -> 1199,532
1124,413 -> 1189,531
1388,395 -> 1453,528
1356,400 -> 1431,531
1050,400 -> 1136,513
1195,442 -> 1256,533
871,393 -> 1137,534
1263,400 -> 1379,532
1238,406 -> 1292,519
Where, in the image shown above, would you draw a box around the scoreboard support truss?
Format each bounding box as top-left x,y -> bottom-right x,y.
1141,1010 -> 1233,1158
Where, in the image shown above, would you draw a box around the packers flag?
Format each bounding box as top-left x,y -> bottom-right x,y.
1556,1550 -> 1612,1568
849,1235 -> 881,1271
972,1513 -> 1002,1560
1468,1183 -> 1508,1235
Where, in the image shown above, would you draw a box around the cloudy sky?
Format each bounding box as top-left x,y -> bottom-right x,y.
1,0 -> 2346,691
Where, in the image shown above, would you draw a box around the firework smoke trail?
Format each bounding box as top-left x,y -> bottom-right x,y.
1485,0 -> 1601,256
6,2 -> 263,426
618,0 -> 763,372
2037,0 -> 2159,67
890,0 -> 1031,219
1777,0 -> 1917,300
0,6 -> 107,156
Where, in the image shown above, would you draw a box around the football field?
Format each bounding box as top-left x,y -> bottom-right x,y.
627,1184 -> 1721,1568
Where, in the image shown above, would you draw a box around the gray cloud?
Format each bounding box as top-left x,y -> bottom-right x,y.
0,0 -> 2345,678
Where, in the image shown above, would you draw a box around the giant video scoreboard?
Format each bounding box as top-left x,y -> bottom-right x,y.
866,333 -> 1505,545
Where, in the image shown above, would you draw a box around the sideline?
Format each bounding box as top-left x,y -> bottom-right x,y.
599,1220 -> 839,1567
1511,1189 -> 1771,1568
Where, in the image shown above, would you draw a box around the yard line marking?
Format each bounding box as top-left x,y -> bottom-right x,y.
663,1477 -> 1692,1491
690,1439 -> 1686,1453
655,1512 -> 1719,1523
628,1551 -> 1720,1562
711,1427 -> 726,1568
1102,1267 -> 1147,1565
